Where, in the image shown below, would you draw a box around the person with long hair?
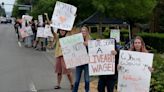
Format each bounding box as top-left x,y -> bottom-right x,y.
53,29 -> 74,90
72,26 -> 91,92
128,36 -> 154,71
129,36 -> 148,52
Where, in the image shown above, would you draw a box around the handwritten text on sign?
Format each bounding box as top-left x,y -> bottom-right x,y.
59,33 -> 89,68
118,50 -> 154,92
88,39 -> 115,76
36,27 -> 46,38
51,1 -> 77,30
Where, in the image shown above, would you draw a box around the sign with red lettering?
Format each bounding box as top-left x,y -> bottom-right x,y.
59,33 -> 89,68
88,39 -> 115,76
51,1 -> 77,31
118,50 -> 154,92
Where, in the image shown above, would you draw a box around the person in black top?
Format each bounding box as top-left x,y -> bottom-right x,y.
97,39 -> 119,92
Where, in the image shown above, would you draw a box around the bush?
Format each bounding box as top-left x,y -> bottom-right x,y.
137,32 -> 164,53
150,54 -> 164,92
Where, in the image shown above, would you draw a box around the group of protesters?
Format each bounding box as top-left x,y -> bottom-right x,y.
53,25 -> 154,92
12,11 -> 154,92
14,14 -> 54,51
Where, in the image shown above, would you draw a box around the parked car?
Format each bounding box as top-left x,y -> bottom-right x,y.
0,17 -> 12,24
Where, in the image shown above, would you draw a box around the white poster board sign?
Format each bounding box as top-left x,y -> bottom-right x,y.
38,15 -> 43,26
22,15 -> 33,22
88,39 -> 115,76
19,28 -> 29,38
44,25 -> 53,37
110,29 -> 120,43
118,50 -> 154,92
59,33 -> 89,68
51,1 -> 77,30
36,27 -> 46,38
25,26 -> 33,36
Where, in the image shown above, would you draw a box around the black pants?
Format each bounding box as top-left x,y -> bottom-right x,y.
97,75 -> 117,92
15,27 -> 20,41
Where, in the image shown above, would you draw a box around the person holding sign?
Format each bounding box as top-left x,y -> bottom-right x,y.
72,26 -> 91,92
53,29 -> 73,90
117,36 -> 154,92
128,36 -> 154,72
97,39 -> 119,92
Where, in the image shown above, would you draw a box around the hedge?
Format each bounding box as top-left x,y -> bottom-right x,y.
137,33 -> 164,53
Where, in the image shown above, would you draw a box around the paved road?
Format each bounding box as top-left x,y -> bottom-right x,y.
0,24 -> 72,92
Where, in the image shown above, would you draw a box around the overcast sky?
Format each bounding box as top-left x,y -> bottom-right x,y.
0,0 -> 16,12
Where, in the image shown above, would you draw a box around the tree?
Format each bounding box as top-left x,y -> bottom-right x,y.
28,0 -> 96,23
150,0 -> 164,33
12,0 -> 33,18
30,0 -> 55,19
0,3 -> 6,17
91,0 -> 157,37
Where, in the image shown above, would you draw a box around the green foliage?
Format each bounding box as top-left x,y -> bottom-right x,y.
30,0 -> 56,19
151,54 -> 164,91
92,0 -> 157,23
137,32 -> 164,53
0,6 -> 6,17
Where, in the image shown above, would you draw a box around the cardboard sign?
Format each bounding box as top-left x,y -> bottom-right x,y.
51,1 -> 77,30
19,28 -> 29,38
25,26 -> 33,36
110,29 -> 120,43
38,15 -> 43,26
118,50 -> 154,92
44,25 -> 54,37
88,39 -> 115,76
22,15 -> 33,22
59,33 -> 89,68
36,27 -> 46,38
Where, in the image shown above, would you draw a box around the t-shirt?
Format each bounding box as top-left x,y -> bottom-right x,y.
54,36 -> 63,57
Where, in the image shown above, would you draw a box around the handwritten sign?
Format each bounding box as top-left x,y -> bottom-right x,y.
19,28 -> 29,38
88,39 -> 115,76
22,15 -> 33,22
110,29 -> 120,43
59,33 -> 89,68
38,15 -> 43,26
25,26 -> 33,36
44,25 -> 54,37
36,27 -> 46,38
118,50 -> 154,92
51,1 -> 77,30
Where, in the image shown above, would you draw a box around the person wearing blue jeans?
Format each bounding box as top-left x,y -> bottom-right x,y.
72,26 -> 91,92
73,64 -> 89,92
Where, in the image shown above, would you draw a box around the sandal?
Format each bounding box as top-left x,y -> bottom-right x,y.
70,85 -> 73,90
54,86 -> 61,89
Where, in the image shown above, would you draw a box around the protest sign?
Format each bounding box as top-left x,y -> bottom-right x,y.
118,50 -> 154,92
36,27 -> 46,38
51,1 -> 77,30
59,33 -> 89,68
19,28 -> 29,38
88,39 -> 115,76
22,15 -> 33,22
38,15 -> 43,26
44,25 -> 53,37
110,29 -> 120,43
25,26 -> 33,36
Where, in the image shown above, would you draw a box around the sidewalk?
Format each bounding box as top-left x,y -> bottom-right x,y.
44,49 -> 99,92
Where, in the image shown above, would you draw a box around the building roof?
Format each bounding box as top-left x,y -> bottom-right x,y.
76,12 -> 127,26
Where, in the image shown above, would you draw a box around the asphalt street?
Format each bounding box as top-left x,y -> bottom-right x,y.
0,24 -> 73,92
